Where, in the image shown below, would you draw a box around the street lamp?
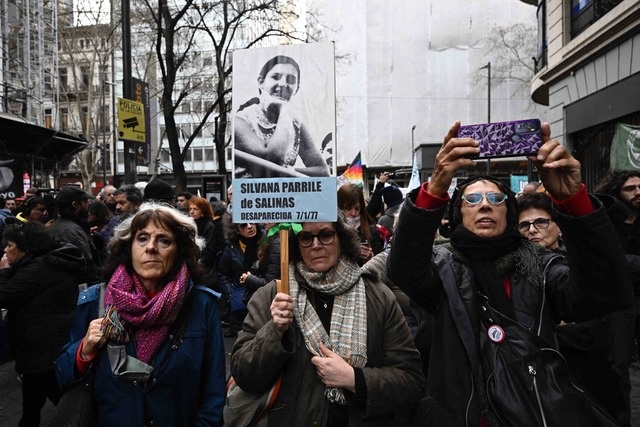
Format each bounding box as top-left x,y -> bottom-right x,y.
480,62 -> 491,123
480,62 -> 491,173
411,125 -> 416,152
101,79 -> 116,186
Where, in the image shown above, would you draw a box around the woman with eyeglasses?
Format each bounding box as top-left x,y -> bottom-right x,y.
516,192 -> 562,250
217,222 -> 262,338
518,192 -> 634,424
387,121 -> 632,425
229,214 -> 425,425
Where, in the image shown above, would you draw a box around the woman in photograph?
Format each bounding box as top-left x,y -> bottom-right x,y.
234,55 -> 329,178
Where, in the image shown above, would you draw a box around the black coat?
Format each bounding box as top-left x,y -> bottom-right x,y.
388,190 -> 633,426
244,235 -> 281,300
0,243 -> 86,374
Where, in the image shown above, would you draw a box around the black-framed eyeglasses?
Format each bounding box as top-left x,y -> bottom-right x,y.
461,192 -> 507,206
517,218 -> 552,232
297,230 -> 337,248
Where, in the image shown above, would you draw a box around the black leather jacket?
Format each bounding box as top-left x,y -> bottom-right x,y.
388,190 -> 632,426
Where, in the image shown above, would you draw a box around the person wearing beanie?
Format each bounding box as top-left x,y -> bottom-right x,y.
142,180 -> 175,204
377,185 -> 403,240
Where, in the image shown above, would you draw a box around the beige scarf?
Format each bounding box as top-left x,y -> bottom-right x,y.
289,255 -> 368,405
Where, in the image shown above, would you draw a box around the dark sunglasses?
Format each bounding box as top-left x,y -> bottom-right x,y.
297,230 -> 337,248
461,192 -> 507,206
517,218 -> 552,232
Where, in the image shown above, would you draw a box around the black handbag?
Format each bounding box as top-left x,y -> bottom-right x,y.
479,297 -> 619,427
47,283 -> 106,427
436,252 -> 619,427
46,369 -> 96,427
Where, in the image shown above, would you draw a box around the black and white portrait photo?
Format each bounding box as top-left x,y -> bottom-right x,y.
232,42 -> 336,179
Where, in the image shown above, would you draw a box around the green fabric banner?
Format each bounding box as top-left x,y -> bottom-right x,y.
610,123 -> 640,170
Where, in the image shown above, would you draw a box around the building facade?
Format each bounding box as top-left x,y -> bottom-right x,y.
530,0 -> 640,188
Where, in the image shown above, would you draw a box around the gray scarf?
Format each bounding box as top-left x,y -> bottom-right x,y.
290,255 -> 368,405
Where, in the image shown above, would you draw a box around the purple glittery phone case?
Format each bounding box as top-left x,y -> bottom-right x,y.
457,119 -> 542,159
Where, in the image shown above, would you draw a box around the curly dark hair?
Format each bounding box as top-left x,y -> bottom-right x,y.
594,170 -> 640,197
287,212 -> 361,265
2,220 -> 58,255
103,203 -> 204,283
447,175 -> 519,231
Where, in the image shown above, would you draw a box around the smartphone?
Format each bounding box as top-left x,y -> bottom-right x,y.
457,119 -> 543,159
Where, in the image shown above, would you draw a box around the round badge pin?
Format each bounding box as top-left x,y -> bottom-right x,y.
487,325 -> 505,343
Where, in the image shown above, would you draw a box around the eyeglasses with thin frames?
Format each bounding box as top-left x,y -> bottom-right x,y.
517,218 -> 552,232
461,192 -> 507,206
297,230 -> 337,248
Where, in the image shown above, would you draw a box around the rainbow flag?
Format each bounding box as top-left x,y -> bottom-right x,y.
337,152 -> 364,189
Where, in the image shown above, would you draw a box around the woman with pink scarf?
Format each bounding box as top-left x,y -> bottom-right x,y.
53,203 -> 226,426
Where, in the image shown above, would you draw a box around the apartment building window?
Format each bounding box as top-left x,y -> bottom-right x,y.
535,0 -> 547,72
82,107 -> 89,132
205,147 -> 214,161
45,108 -> 52,129
571,0 -> 624,38
80,65 -> 90,90
60,108 -> 69,132
193,147 -> 203,161
59,68 -> 68,91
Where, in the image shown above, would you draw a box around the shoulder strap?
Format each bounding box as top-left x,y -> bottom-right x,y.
98,282 -> 106,318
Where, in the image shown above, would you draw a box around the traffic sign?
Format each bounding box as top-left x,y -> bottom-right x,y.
117,98 -> 145,143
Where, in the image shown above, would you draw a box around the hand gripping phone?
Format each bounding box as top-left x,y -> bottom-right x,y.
457,119 -> 543,159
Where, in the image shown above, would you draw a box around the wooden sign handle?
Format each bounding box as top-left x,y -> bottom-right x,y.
277,228 -> 290,294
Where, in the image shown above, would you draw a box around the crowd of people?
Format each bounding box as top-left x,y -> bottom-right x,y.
1,119 -> 640,426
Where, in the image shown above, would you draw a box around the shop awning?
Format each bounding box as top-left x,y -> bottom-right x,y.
0,114 -> 88,170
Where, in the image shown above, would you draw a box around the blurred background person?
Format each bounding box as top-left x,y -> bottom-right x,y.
5,198 -> 17,213
99,185 -> 117,216
50,186 -> 101,280
0,220 -> 87,427
54,203 -> 226,426
337,184 -> 384,265
240,223 -> 281,306
377,185 -> 403,246
142,179 -> 175,205
217,222 -> 261,338
88,199 -> 113,264
14,197 -> 47,225
176,191 -> 193,214
230,215 -> 424,425
188,196 -> 219,279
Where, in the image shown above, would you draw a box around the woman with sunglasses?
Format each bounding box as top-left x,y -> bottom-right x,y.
229,214 -> 424,425
217,222 -> 262,338
387,121 -> 632,425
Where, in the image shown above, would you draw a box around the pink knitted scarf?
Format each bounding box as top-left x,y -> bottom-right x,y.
104,262 -> 189,364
